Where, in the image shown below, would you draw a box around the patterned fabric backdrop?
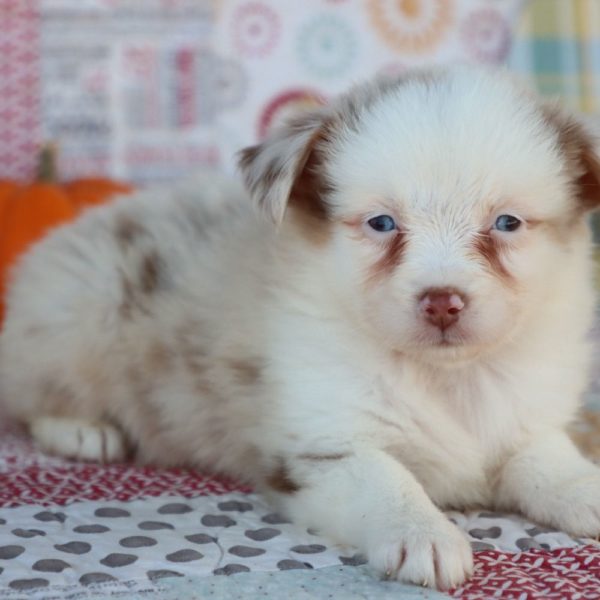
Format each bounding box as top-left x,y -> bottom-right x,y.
508,0 -> 600,114
212,0 -> 524,178
0,0 -> 525,184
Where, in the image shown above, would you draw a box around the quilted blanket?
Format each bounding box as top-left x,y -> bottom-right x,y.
0,426 -> 599,600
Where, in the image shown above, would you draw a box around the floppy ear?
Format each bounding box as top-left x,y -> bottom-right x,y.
543,105 -> 600,212
237,108 -> 333,225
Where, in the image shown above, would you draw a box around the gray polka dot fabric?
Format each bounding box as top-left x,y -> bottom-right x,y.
0,493 -> 587,595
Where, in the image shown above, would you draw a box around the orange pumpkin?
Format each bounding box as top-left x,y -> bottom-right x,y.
0,180 -> 19,223
0,145 -> 134,324
63,178 -> 134,211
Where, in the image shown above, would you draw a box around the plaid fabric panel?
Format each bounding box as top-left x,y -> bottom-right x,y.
508,0 -> 600,113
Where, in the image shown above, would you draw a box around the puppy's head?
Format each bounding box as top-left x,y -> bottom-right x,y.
239,67 -> 600,364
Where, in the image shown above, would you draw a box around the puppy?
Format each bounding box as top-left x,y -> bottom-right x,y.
1,66 -> 600,589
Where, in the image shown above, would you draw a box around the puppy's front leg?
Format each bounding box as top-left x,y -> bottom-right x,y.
269,446 -> 472,590
496,430 -> 600,536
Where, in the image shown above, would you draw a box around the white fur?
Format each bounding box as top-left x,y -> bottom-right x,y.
1,66 -> 599,590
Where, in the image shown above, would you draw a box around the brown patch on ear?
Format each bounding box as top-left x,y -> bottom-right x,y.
239,110 -> 336,240
366,233 -> 407,284
473,234 -> 513,282
543,106 -> 600,212
237,144 -> 262,198
288,128 -> 333,221
576,147 -> 600,211
285,127 -> 336,246
265,458 -> 300,494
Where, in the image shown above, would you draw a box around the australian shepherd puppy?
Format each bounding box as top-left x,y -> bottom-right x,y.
1,66 -> 600,589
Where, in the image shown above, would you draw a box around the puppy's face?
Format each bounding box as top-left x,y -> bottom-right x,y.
240,68 -> 600,363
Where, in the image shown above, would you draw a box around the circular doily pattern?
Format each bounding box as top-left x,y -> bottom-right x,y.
296,15 -> 356,79
368,0 -> 453,53
257,88 -> 325,139
209,57 -> 248,111
460,7 -> 512,63
232,1 -> 281,58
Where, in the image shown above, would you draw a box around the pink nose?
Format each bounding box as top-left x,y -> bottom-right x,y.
419,288 -> 466,331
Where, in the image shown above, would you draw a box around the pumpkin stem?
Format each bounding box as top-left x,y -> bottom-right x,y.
36,144 -> 58,183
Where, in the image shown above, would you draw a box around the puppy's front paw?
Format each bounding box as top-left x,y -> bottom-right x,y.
541,473 -> 600,537
367,514 -> 473,590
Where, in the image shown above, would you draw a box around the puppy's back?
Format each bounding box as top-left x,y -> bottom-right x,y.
0,175 -> 270,441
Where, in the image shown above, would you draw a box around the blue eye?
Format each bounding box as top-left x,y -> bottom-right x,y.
494,214 -> 522,232
368,215 -> 396,232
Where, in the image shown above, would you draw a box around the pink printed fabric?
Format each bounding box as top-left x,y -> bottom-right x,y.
453,547 -> 600,599
0,0 -> 524,183
0,0 -> 41,180
0,427 -> 248,508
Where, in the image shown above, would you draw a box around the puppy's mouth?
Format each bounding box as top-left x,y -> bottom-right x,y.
407,326 -> 485,362
403,330 -> 481,365
422,327 -> 468,348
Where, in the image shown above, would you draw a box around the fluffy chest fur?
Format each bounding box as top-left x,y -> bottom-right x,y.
261,283 -> 588,509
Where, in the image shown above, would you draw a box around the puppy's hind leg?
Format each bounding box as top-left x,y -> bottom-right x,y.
30,417 -> 127,463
